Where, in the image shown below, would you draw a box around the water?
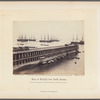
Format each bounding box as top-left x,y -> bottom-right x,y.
14,41 -> 84,75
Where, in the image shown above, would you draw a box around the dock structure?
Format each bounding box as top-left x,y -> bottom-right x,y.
13,44 -> 79,71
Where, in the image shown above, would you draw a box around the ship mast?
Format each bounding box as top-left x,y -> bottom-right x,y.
19,35 -> 20,39
72,34 -> 74,42
82,35 -> 84,41
41,35 -> 42,40
76,35 -> 78,42
51,36 -> 52,41
47,34 -> 49,40
25,35 -> 26,39
22,34 -> 23,39
57,36 -> 58,40
34,36 -> 35,39
31,35 -> 32,39
44,35 -> 46,40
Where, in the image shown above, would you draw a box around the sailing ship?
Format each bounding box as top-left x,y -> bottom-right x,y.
28,36 -> 36,41
17,34 -> 28,42
79,36 -> 84,45
71,34 -> 84,45
53,36 -> 59,42
71,35 -> 78,44
39,34 -> 59,43
39,35 -> 50,42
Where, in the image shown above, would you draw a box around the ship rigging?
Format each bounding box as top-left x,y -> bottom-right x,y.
39,34 -> 59,43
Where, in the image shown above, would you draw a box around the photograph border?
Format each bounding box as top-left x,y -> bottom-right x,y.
0,0 -> 100,99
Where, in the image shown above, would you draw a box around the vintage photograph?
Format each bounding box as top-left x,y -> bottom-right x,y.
0,1 -> 99,99
13,21 -> 84,75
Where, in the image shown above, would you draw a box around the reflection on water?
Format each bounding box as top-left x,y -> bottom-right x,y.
15,44 -> 84,75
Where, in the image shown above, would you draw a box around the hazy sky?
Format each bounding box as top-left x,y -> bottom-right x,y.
13,21 -> 84,44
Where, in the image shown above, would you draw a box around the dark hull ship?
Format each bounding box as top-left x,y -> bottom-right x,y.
39,35 -> 59,43
17,35 -> 36,42
29,39 -> 36,41
71,35 -> 84,45
28,36 -> 36,41
17,34 -> 28,42
78,40 -> 84,45
17,39 -> 28,42
39,40 -> 52,42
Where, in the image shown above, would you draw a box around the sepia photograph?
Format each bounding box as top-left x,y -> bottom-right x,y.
0,1 -> 99,99
13,21 -> 84,75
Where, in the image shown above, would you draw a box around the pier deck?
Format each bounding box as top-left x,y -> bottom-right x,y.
13,44 -> 79,71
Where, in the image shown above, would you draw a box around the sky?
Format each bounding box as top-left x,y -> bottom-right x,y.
13,21 -> 84,46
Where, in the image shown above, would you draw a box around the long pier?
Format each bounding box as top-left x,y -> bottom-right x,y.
13,44 -> 79,71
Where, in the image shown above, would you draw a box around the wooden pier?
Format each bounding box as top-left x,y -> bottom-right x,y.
13,44 -> 79,71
